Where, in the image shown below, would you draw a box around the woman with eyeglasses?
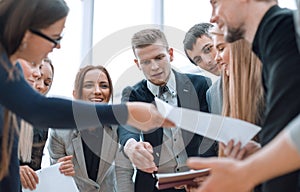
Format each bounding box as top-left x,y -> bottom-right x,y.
0,0 -> 174,191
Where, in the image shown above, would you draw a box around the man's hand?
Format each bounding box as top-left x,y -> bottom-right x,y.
124,139 -> 158,173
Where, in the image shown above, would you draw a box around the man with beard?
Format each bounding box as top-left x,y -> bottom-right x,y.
187,0 -> 300,192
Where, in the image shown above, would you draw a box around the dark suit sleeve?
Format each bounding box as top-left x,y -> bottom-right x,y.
118,86 -> 141,146
199,77 -> 211,113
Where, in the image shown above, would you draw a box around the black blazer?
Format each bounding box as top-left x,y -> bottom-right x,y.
118,70 -> 217,192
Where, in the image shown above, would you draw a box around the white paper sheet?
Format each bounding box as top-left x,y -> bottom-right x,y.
23,163 -> 79,192
155,98 -> 261,147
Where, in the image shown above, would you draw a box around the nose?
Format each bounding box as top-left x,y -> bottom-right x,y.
54,43 -> 61,49
214,51 -> 222,63
32,68 -> 41,79
151,60 -> 159,70
35,80 -> 44,92
94,85 -> 101,95
210,9 -> 217,23
208,49 -> 217,65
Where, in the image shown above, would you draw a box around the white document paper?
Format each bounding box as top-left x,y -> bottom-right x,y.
23,163 -> 79,192
155,98 -> 261,147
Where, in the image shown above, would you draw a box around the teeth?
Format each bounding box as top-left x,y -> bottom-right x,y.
91,98 -> 103,102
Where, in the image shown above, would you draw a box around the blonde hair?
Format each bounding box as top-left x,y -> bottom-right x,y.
220,39 -> 264,156
18,121 -> 33,163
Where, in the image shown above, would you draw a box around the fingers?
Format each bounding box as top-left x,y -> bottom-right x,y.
224,141 -> 241,158
187,157 -> 217,170
20,166 -> 39,190
161,117 -> 176,128
126,102 -> 175,131
58,156 -> 75,176
58,155 -> 73,162
125,140 -> 157,172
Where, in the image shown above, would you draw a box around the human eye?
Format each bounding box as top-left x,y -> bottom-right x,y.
211,0 -> 217,6
100,83 -> 109,89
217,45 -> 225,52
203,45 -> 213,54
155,55 -> 166,62
44,80 -> 52,87
140,60 -> 151,65
84,83 -> 94,88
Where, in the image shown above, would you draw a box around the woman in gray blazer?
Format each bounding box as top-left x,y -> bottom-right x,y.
48,65 -> 119,192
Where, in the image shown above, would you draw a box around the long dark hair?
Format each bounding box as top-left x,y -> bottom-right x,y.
0,0 -> 69,179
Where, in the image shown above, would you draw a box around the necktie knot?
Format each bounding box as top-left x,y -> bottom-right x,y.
158,85 -> 169,98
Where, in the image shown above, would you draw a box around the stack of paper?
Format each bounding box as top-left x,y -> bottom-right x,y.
155,169 -> 210,190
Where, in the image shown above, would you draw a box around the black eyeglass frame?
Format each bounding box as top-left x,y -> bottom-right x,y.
29,29 -> 62,47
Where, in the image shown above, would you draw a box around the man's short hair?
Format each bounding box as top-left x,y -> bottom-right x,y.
131,28 -> 169,55
183,23 -> 213,65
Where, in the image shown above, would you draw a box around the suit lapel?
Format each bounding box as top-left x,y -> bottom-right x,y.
96,126 -> 117,184
72,133 -> 89,178
174,71 -> 199,149
175,71 -> 192,108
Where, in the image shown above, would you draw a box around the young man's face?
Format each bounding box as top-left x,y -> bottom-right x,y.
186,35 -> 220,76
209,0 -> 246,43
134,42 -> 173,86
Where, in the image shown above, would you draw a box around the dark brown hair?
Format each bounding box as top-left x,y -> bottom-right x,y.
0,0 -> 69,179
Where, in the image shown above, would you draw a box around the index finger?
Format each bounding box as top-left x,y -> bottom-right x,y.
162,118 -> 175,127
186,157 -> 218,170
58,155 -> 73,162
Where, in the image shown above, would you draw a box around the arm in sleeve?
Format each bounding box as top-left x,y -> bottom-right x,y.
0,59 -> 128,129
117,86 -> 141,146
47,129 -> 67,164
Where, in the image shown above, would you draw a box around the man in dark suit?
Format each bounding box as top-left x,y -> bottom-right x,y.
117,28 -> 217,192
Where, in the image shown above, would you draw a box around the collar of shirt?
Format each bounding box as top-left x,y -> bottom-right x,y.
147,70 -> 177,97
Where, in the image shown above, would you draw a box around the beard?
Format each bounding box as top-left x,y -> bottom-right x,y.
225,26 -> 245,43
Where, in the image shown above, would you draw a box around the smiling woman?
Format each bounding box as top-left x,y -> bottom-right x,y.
0,1 -> 173,191
48,65 -> 120,192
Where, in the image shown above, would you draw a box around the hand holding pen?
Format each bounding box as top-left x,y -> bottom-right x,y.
124,138 -> 158,173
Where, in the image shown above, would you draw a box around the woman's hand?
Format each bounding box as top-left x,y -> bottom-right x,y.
220,140 -> 261,160
20,165 -> 39,190
58,155 -> 75,176
126,102 -> 175,131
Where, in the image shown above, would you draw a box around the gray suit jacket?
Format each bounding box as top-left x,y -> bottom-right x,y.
48,126 -> 118,192
206,77 -> 223,115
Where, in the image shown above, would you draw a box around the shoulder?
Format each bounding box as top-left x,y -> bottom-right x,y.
49,129 -> 77,139
121,79 -> 150,100
175,70 -> 211,83
184,72 -> 212,87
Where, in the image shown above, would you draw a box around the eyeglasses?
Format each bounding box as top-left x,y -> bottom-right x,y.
29,29 -> 62,47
